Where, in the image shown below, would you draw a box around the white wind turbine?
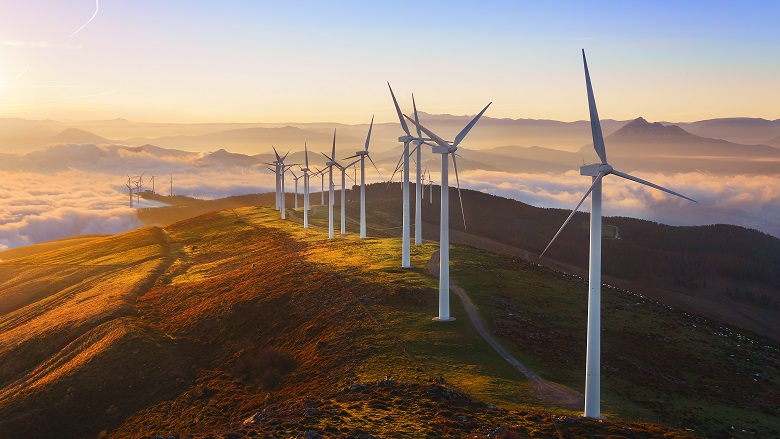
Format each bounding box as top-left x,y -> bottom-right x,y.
343,116 -> 383,238
124,174 -> 134,208
264,147 -> 284,211
322,130 -> 338,239
541,49 -> 696,419
388,83 -> 429,267
301,144 -> 314,228
324,145 -> 358,236
406,102 -> 491,322
426,169 -> 434,204
291,170 -> 302,209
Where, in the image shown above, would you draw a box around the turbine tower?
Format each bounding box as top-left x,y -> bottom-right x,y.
125,174 -> 134,208
323,130 -> 338,239
302,143 -> 312,228
388,83 -> 427,267
291,170 -> 302,209
406,102 -> 491,322
343,116 -> 383,238
541,49 -> 696,419
412,95 -> 424,245
324,145 -> 358,236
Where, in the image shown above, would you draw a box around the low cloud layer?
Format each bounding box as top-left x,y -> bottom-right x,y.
456,169 -> 780,237
1,143 -> 779,251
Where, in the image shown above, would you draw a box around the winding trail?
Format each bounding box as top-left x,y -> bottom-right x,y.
428,250 -> 584,411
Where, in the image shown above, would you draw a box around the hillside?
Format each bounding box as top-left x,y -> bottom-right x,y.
324,183 -> 780,341
4,207 -> 777,437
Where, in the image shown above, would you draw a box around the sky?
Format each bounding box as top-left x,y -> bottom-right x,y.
1,1 -> 779,124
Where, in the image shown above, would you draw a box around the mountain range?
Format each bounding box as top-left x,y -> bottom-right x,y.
2,116 -> 779,175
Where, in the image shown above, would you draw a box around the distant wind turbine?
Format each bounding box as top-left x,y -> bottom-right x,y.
323,130 -> 338,239
343,115 -> 383,238
291,170 -> 302,209
302,143 -> 312,228
388,83 -> 428,267
125,174 -> 134,208
324,135 -> 359,236
540,49 -> 696,419
406,101 -> 491,322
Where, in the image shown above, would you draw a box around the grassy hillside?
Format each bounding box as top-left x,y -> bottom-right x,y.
0,206 -> 722,438
337,183 -> 780,341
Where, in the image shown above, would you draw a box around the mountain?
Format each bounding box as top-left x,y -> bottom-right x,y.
46,128 -> 111,145
198,148 -> 260,167
673,117 -> 780,145
568,117 -> 780,174
765,135 -> 780,148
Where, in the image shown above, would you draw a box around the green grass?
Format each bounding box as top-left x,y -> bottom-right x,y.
448,244 -> 780,438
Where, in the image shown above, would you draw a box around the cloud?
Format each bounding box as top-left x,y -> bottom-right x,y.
2,144 -> 779,251
454,169 -> 780,237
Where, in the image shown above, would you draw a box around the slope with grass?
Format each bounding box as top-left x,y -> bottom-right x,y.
0,206 -> 712,438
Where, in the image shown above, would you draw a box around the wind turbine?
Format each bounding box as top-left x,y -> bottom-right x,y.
324,137 -> 359,236
388,83 -> 428,267
411,95 -> 425,245
540,49 -> 696,419
406,102 -> 491,322
323,130 -> 338,239
302,143 -> 312,228
290,170 -> 302,209
427,169 -> 434,204
125,174 -> 134,208
343,116 -> 383,239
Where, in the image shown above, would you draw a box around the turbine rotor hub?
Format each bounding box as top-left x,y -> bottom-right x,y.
599,164 -> 613,174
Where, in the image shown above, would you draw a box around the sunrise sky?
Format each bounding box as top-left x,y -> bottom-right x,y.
1,0 -> 778,124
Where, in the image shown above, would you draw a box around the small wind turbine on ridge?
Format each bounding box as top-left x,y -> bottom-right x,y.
343,115 -> 383,238
540,49 -> 696,419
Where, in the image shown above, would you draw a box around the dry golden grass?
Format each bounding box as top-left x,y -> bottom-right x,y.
0,207 -> 712,438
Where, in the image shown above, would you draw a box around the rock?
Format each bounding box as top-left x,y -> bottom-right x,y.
243,412 -> 265,425
456,415 -> 467,422
268,419 -> 280,426
304,430 -> 323,439
304,407 -> 320,417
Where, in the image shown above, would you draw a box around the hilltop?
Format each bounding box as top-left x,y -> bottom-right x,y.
0,206 -> 777,438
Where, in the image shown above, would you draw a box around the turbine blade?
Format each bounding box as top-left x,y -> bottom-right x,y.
412,93 -> 422,138
332,129 -> 336,160
305,142 -> 309,168
388,152 -> 404,183
343,154 -> 360,160
272,146 -> 281,162
612,169 -> 698,203
451,153 -> 466,230
540,172 -> 605,257
365,115 -> 374,151
282,150 -> 290,162
367,154 -> 384,180
388,82 -> 411,136
583,49 -> 607,164
453,102 -> 492,148
405,114 -> 449,149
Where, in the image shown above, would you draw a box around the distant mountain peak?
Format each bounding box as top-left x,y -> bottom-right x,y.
47,127 -> 110,144
608,117 -> 694,141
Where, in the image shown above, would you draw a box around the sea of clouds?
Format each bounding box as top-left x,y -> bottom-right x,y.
1,143 -> 778,251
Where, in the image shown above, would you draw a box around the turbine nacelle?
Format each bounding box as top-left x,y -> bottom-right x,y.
431,145 -> 451,154
398,135 -> 414,143
353,150 -> 368,156
580,163 -> 611,176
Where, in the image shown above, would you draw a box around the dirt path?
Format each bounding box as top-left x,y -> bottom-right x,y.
427,250 -> 584,411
